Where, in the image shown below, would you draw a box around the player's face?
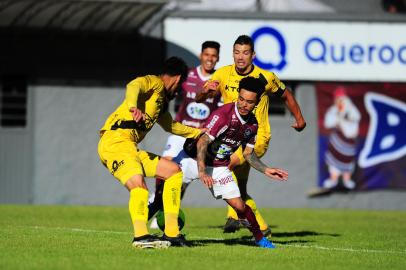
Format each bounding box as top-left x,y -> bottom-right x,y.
233,44 -> 255,73
200,48 -> 219,73
237,89 -> 257,115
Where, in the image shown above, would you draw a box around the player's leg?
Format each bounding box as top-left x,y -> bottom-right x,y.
210,166 -> 275,249
144,153 -> 188,246
98,131 -> 169,249
149,135 -> 185,221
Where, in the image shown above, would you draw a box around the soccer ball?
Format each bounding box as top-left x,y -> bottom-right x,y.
156,209 -> 185,232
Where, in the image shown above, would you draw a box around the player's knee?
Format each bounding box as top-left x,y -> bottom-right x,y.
125,175 -> 148,190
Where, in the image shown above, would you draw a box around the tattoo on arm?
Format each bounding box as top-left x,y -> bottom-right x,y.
197,134 -> 211,174
244,150 -> 268,174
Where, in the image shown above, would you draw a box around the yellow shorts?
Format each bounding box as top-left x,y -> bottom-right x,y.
98,130 -> 160,185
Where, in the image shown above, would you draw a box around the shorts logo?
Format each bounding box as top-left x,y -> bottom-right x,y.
213,176 -> 234,186
111,160 -> 124,175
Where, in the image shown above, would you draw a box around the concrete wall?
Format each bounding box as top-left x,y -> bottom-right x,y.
21,84 -> 404,209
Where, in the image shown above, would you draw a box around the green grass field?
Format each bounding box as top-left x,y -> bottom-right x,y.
1,205 -> 405,270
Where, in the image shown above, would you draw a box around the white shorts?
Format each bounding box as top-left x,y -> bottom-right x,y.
162,135 -> 186,158
176,153 -> 240,200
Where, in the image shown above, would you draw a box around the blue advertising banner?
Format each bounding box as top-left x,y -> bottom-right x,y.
316,83 -> 406,190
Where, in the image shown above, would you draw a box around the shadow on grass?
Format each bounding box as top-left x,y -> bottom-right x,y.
272,231 -> 340,238
187,236 -> 314,247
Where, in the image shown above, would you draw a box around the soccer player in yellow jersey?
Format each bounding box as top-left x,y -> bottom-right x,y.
98,57 -> 201,248
199,35 -> 306,235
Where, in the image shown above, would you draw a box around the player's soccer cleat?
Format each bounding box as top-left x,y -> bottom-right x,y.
162,234 -> 189,247
255,237 -> 276,249
223,217 -> 241,233
261,227 -> 272,237
132,234 -> 171,249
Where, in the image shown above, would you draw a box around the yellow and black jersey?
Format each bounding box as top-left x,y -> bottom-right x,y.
209,64 -> 286,156
100,75 -> 200,143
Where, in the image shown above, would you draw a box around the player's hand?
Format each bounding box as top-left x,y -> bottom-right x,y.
130,108 -> 145,122
199,127 -> 208,134
203,80 -> 219,93
291,118 -> 306,132
199,172 -> 214,188
264,168 -> 288,181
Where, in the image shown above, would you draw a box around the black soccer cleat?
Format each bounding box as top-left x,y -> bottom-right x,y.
162,234 -> 189,247
132,234 -> 171,249
223,217 -> 241,233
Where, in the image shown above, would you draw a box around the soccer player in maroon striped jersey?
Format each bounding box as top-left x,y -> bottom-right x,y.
182,77 -> 288,248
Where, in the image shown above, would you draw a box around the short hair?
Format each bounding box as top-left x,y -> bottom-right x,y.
161,56 -> 188,83
238,76 -> 265,98
234,35 -> 254,52
202,41 -> 220,54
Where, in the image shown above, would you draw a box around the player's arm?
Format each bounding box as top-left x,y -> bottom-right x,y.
281,89 -> 307,132
126,77 -> 150,122
264,72 -> 306,132
243,146 -> 288,181
158,111 -> 202,139
196,134 -> 214,188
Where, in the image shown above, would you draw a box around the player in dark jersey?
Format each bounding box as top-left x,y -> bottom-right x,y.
148,41 -> 221,227
181,76 -> 288,248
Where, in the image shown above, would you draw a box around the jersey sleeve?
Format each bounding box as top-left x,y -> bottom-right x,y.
204,109 -> 228,141
246,134 -> 257,148
125,76 -> 160,110
158,111 -> 201,138
263,71 -> 286,97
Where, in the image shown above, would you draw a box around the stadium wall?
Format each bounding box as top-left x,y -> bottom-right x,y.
1,83 -> 403,209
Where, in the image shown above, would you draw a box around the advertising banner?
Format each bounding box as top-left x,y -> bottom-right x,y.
165,18 -> 406,81
316,83 -> 406,190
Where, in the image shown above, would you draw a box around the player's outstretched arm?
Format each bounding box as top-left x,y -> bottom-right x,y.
243,146 -> 288,181
282,89 -> 306,132
197,134 -> 214,188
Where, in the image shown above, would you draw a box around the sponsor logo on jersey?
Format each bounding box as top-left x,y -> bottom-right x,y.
186,102 -> 210,120
359,93 -> 406,168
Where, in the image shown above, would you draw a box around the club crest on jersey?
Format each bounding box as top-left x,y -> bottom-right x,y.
186,102 -> 210,120
244,128 -> 253,138
358,93 -> 406,168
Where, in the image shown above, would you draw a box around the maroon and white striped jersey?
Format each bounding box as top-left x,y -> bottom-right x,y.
204,102 -> 258,167
175,66 -> 221,128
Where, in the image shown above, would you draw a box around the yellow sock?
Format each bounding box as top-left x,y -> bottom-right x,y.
163,171 -> 182,237
245,197 -> 268,231
227,205 -> 239,219
129,188 -> 149,237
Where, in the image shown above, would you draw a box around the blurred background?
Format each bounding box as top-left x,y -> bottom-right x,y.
0,0 -> 405,209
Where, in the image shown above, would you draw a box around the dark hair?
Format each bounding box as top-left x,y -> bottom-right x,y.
161,56 -> 188,83
202,41 -> 220,53
233,35 -> 254,52
238,76 -> 265,98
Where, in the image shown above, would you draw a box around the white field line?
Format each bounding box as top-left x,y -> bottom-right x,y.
15,225 -> 406,255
